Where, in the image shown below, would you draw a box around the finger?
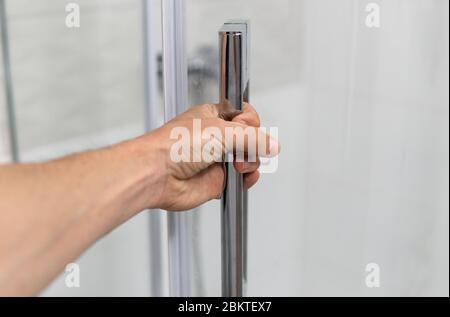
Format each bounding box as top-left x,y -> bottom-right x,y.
232,103 -> 260,127
220,121 -> 280,158
185,163 -> 225,203
244,170 -> 260,189
234,160 -> 260,173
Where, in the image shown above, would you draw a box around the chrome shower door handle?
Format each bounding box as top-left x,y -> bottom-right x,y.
219,20 -> 249,297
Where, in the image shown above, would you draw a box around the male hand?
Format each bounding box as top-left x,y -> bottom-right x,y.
143,103 -> 280,211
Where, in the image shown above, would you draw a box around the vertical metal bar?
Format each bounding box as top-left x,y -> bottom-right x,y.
142,0 -> 168,297
219,20 -> 249,297
161,0 -> 192,297
0,0 -> 19,162
143,0 -> 160,132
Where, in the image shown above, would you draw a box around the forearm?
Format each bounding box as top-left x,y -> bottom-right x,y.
0,102 -> 276,296
0,135 -> 163,295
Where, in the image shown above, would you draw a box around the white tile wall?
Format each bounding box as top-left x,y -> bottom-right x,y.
6,0 -> 146,152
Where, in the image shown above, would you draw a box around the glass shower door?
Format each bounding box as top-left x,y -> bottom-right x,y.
168,0 -> 449,296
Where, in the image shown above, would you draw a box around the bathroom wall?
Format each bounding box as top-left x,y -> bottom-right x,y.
1,0 -> 156,296
6,0 -> 146,157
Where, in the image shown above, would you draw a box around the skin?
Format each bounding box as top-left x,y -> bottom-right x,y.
0,103 -> 279,296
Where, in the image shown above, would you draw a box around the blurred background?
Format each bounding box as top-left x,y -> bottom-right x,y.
0,0 -> 448,296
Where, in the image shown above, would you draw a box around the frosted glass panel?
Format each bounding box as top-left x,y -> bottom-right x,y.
186,0 -> 449,296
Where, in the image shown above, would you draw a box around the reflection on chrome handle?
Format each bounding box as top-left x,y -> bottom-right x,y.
219,20 -> 249,297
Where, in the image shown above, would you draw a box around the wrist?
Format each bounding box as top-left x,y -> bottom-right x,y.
116,132 -> 168,212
